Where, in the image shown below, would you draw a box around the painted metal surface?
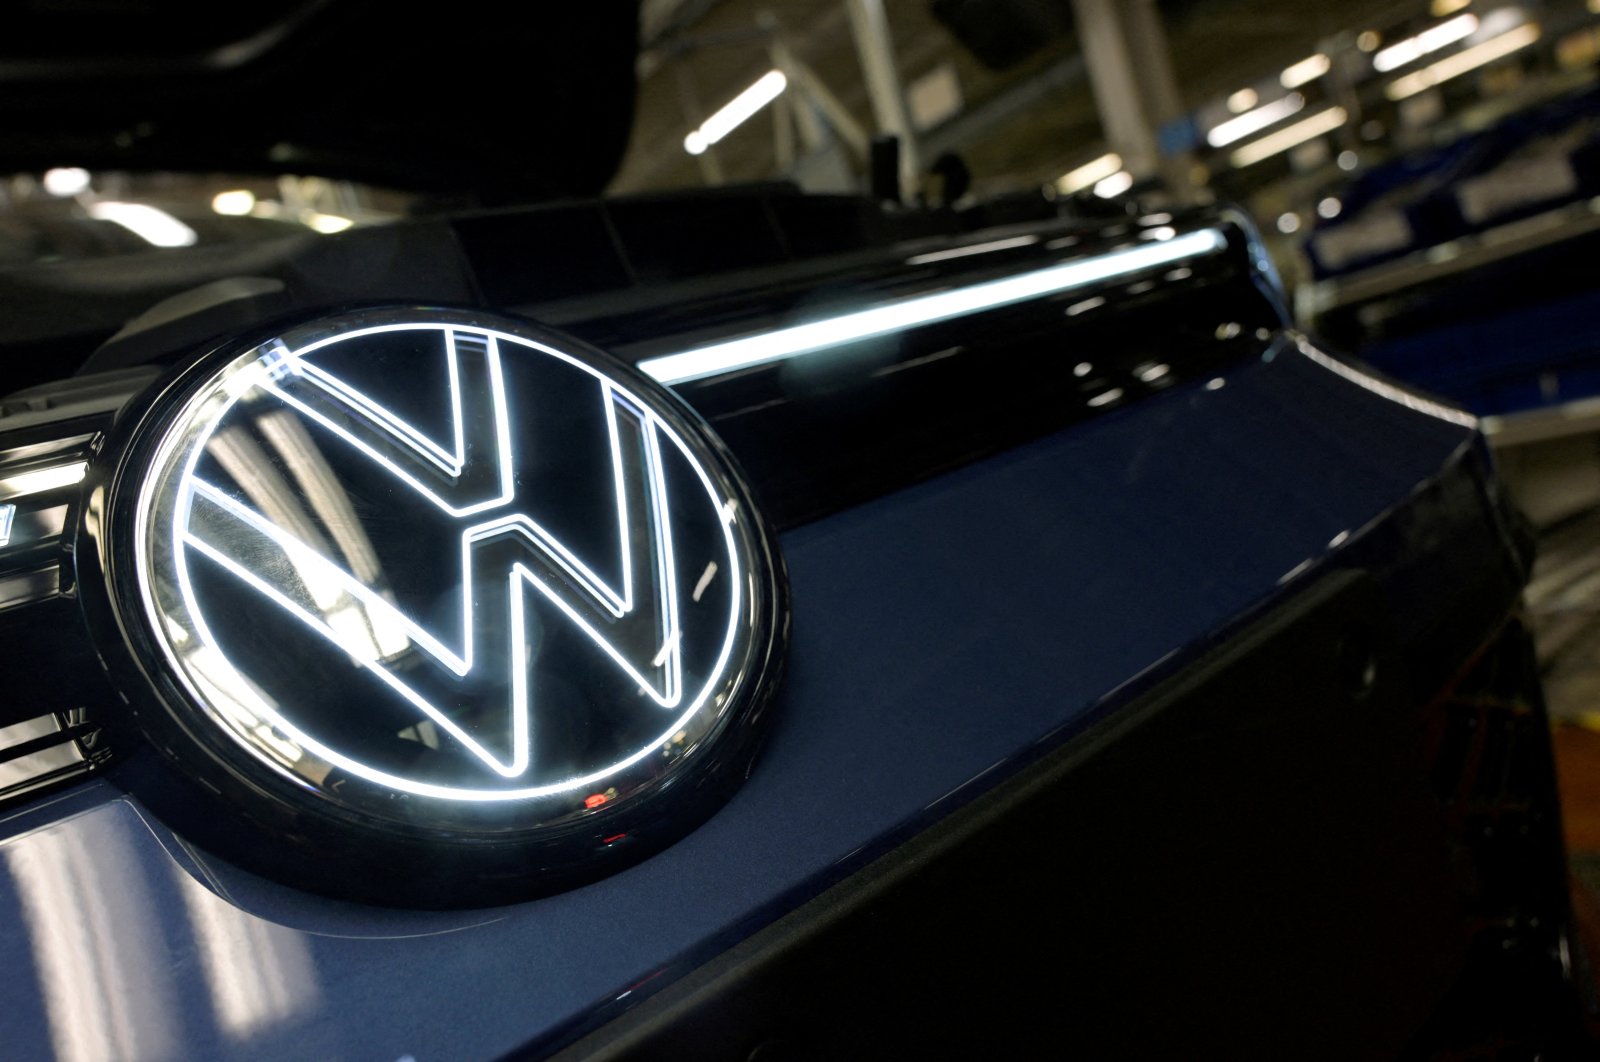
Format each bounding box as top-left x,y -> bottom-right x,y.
0,338 -> 1492,1059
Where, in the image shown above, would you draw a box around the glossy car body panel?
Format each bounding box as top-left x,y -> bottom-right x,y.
0,316 -> 1530,1056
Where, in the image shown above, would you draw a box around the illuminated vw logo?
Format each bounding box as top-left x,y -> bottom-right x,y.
121,309 -> 781,836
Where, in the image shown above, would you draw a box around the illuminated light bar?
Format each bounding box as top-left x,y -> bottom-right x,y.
1055,152 -> 1122,195
1206,93 -> 1304,148
638,228 -> 1228,385
0,462 -> 87,503
1385,23 -> 1541,100
684,70 -> 787,155
0,504 -> 13,548
1279,53 -> 1330,89
1229,107 -> 1348,168
87,202 -> 198,248
1373,13 -> 1478,73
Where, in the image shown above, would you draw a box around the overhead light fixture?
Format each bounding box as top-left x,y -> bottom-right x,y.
1093,171 -> 1134,198
304,212 -> 354,234
1229,107 -> 1348,168
684,69 -> 787,155
1055,153 -> 1122,195
1373,13 -> 1478,72
1385,22 -> 1540,99
41,167 -> 90,197
86,202 -> 198,247
212,190 -> 256,216
1227,87 -> 1259,113
1206,93 -> 1305,148
1431,0 -> 1471,15
1280,54 -> 1331,89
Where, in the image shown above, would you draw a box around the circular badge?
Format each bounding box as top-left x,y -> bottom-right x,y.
85,307 -> 786,904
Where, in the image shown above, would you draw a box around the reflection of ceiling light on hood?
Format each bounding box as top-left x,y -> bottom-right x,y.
42,167 -> 90,196
1373,13 -> 1478,72
684,70 -> 787,155
87,202 -> 197,247
212,190 -> 256,216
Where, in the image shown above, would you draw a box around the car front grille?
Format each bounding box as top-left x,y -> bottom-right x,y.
0,707 -> 110,807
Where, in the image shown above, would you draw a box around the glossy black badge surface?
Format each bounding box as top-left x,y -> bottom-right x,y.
79,306 -> 788,905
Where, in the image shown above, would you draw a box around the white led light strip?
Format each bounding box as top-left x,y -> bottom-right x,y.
142,324 -> 747,800
636,228 -> 1228,385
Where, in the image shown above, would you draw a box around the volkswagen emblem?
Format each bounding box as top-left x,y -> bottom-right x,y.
81,307 -> 788,904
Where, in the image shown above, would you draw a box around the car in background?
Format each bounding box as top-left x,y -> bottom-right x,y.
0,3 -> 1592,1058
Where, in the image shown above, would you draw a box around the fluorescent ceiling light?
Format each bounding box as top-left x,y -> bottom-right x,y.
212,190 -> 255,216
1056,152 -> 1122,195
0,504 -> 13,548
1093,171 -> 1134,198
638,229 -> 1227,385
1279,53 -> 1330,89
304,212 -> 354,234
1227,88 -> 1259,113
1431,0 -> 1471,15
87,202 -> 197,247
1229,106 -> 1348,167
1206,93 -> 1304,148
42,167 -> 90,197
684,70 -> 787,155
1373,13 -> 1478,72
1385,23 -> 1540,100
